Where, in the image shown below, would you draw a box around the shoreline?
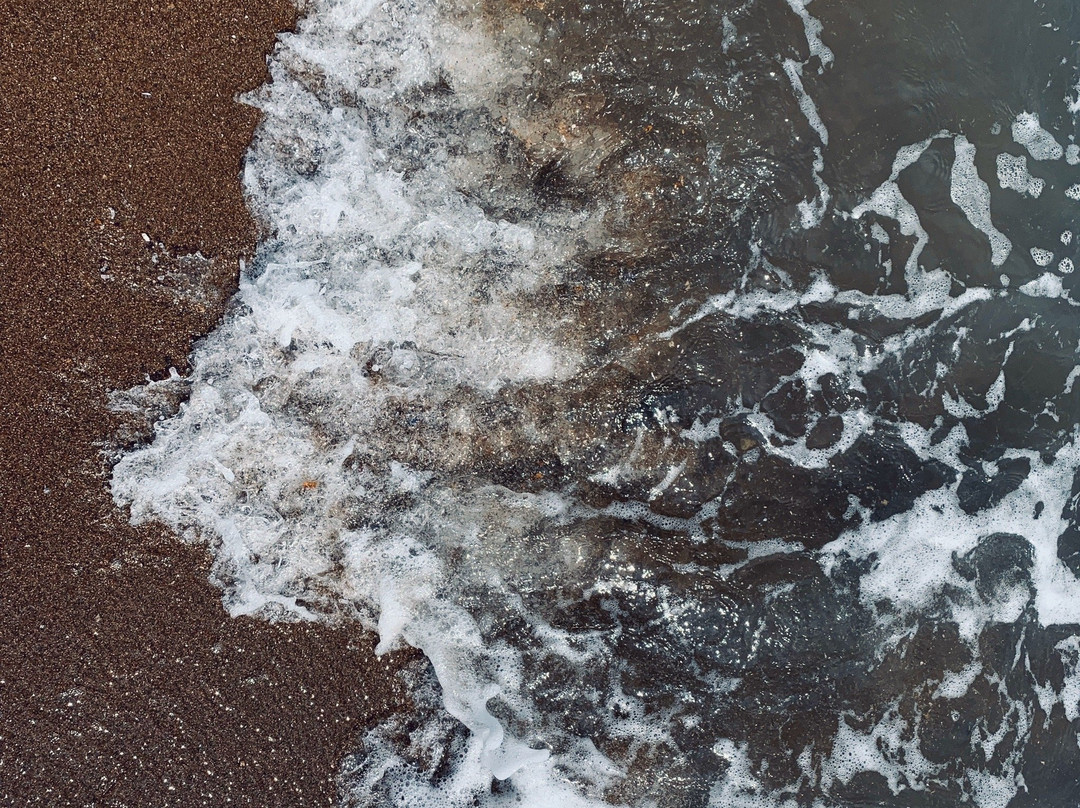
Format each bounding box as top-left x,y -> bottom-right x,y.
0,2 -> 412,804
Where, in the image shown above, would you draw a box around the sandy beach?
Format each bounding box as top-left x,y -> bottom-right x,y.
7,0 -> 1080,804
0,1 -> 411,804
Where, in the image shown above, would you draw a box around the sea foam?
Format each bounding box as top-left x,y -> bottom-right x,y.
110,0 -> 1080,805
112,0 -> 626,802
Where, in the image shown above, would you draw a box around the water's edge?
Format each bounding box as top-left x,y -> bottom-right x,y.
111,0 -> 1080,805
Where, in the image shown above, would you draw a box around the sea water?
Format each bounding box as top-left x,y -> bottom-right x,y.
111,0 -> 1080,804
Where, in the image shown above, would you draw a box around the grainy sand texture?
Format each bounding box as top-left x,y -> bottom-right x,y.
0,2 -> 411,804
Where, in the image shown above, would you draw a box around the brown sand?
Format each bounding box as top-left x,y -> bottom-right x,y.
0,1 -> 412,805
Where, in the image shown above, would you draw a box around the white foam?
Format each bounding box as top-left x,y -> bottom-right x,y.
825,432 -> 1080,636
1056,636 -> 1080,721
1012,112 -> 1064,161
1030,247 -> 1055,267
708,740 -> 801,808
782,59 -> 829,147
822,707 -> 933,794
852,135 -> 940,280
110,0 -> 626,802
784,0 -> 834,69
1070,83 -> 1080,116
677,137 -> 1004,473
797,147 -> 832,229
951,136 -> 1011,266
1019,272 -> 1064,298
721,14 -> 738,53
935,661 -> 983,699
747,408 -> 872,470
107,0 -> 1080,803
968,769 -> 1018,808
996,152 -> 1044,197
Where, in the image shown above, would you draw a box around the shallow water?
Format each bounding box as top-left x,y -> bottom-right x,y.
112,0 -> 1080,804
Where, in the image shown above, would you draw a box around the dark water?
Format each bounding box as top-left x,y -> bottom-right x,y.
112,0 -> 1080,804
532,0 -> 1080,803
442,0 -> 1080,803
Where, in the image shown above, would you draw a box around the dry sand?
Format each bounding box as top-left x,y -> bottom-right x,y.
0,1 -> 412,804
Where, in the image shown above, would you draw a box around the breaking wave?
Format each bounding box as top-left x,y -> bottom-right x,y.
111,0 -> 1080,804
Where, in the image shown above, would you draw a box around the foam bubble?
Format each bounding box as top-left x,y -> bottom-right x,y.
110,0 -> 625,800
1030,247 -> 1055,266
1012,112 -> 1064,161
784,0 -> 834,68
951,136 -> 1011,266
1019,272 -> 1064,297
108,0 -> 1080,803
825,433 -> 1080,635
968,770 -> 1018,808
996,152 -> 1044,197
822,707 -> 933,794
708,740 -> 801,808
1056,637 -> 1080,721
782,59 -> 829,146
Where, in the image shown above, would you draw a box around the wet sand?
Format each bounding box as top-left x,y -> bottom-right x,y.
0,1 -> 411,804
